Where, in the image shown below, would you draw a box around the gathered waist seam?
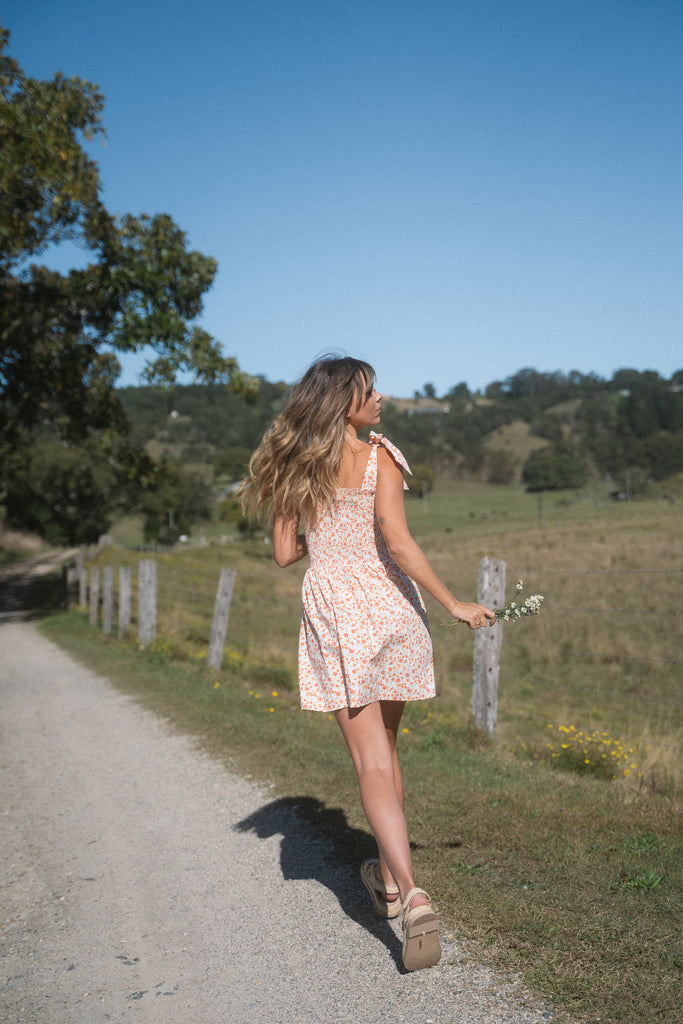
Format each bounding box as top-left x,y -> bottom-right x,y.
308,555 -> 381,565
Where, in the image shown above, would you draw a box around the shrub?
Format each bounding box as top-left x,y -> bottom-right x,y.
522,444 -> 587,491
544,724 -> 639,779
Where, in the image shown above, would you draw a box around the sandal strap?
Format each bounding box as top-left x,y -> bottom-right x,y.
375,865 -> 399,897
362,859 -> 400,897
403,886 -> 430,911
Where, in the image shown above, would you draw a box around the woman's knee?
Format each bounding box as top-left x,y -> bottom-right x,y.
334,704 -> 395,776
354,752 -> 396,782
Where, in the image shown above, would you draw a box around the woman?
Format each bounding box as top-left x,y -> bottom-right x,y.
242,355 -> 495,971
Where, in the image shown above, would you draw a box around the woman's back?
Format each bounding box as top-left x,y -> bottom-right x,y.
304,441 -> 380,566
336,440 -> 372,489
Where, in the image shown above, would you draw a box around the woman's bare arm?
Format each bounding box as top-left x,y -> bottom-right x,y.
374,448 -> 495,628
272,515 -> 308,567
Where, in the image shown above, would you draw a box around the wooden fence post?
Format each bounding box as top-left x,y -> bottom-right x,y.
206,568 -> 237,670
472,557 -> 506,738
102,566 -> 114,634
79,568 -> 88,607
89,567 -> 100,628
138,559 -> 157,647
62,549 -> 85,608
118,566 -> 131,638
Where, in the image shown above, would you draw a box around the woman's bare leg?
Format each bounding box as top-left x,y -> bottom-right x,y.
334,700 -> 427,907
375,700 -> 405,899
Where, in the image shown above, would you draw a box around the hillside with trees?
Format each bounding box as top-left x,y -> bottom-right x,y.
1,26 -> 681,548
116,365 -> 683,500
5,359 -> 682,547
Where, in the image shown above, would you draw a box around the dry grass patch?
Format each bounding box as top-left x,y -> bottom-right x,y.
483,419 -> 548,475
0,526 -> 47,565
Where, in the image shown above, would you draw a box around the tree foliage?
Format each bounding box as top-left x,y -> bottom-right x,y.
140,461 -> 213,545
0,31 -> 253,442
212,446 -> 253,481
4,440 -> 120,545
522,444 -> 588,492
406,464 -> 435,497
485,448 -> 519,485
0,27 -> 255,539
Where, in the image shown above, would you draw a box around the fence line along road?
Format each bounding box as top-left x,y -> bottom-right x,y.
74,555 -> 511,738
70,551 -> 679,747
69,556 -> 238,671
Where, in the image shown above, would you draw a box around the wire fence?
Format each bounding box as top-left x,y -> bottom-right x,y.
485,564 -> 683,759
72,548 -> 682,765
505,641 -> 682,666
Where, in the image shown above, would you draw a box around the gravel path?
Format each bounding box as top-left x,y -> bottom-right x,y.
0,608 -> 562,1023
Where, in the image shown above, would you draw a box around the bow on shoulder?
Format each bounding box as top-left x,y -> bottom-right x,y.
369,431 -> 412,489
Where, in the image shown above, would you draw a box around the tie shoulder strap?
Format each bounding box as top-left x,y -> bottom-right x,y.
367,432 -> 411,490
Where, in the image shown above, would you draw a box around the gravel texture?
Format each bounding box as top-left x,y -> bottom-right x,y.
0,606 -> 564,1023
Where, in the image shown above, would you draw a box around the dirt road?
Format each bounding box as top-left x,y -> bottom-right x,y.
0,581 -> 559,1023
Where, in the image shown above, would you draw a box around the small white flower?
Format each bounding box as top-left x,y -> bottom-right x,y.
494,585 -> 544,624
444,582 -> 544,628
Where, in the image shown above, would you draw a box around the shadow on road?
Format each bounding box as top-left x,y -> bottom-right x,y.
235,796 -> 406,969
0,556 -> 68,622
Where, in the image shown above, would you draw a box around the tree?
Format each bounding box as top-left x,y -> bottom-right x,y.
140,461 -> 213,544
530,412 -> 564,442
522,444 -> 587,492
445,381 -> 470,407
637,432 -> 683,481
406,464 -> 435,497
616,372 -> 681,440
0,28 -> 254,484
212,446 -> 253,481
4,440 -> 120,545
486,448 -> 519,485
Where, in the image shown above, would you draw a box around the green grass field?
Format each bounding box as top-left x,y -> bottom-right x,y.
36,479 -> 682,1024
103,480 -> 683,794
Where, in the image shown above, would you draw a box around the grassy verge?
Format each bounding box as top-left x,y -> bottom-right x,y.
40,602 -> 682,1024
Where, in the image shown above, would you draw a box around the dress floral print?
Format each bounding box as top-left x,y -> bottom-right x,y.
298,432 -> 436,712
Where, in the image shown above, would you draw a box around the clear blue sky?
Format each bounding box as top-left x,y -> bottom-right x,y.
6,0 -> 682,396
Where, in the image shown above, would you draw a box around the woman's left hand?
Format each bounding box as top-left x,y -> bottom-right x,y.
450,602 -> 496,629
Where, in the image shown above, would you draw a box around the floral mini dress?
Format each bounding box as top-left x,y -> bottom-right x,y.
298,432 -> 436,712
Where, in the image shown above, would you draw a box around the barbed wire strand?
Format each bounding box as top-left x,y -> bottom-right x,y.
514,568 -> 683,575
517,674 -> 683,710
505,640 -> 683,667
540,605 -> 682,616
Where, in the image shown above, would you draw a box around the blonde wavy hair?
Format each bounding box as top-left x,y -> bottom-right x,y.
240,355 -> 376,525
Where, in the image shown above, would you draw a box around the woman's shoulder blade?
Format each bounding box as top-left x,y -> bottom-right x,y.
337,440 -> 372,489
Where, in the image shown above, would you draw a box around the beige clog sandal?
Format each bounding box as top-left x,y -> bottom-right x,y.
360,859 -> 401,919
401,887 -> 441,971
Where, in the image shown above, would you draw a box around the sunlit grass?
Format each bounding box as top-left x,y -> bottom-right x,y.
93,482 -> 683,793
